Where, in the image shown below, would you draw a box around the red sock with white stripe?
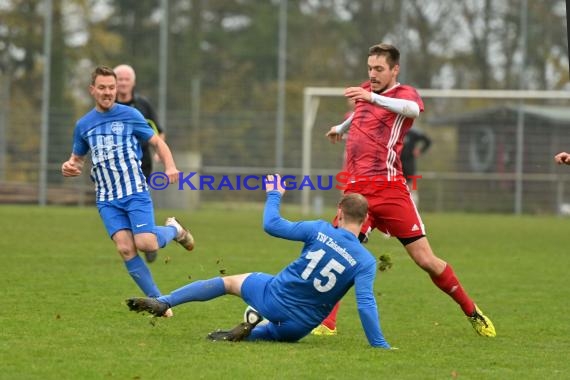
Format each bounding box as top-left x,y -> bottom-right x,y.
430,264 -> 475,316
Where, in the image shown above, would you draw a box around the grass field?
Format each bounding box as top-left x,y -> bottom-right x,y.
1,203 -> 569,379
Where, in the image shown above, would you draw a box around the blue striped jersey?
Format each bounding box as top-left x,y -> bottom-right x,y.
72,104 -> 155,201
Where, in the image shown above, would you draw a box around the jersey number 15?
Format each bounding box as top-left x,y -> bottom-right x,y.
301,249 -> 346,292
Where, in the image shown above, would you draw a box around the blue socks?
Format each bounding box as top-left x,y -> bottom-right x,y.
154,226 -> 178,248
125,255 -> 161,297
123,226 -> 180,298
158,277 -> 226,307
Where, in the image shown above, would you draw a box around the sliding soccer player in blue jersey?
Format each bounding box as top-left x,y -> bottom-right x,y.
62,66 -> 194,316
126,174 -> 390,348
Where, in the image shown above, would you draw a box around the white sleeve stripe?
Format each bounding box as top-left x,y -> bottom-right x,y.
385,114 -> 406,180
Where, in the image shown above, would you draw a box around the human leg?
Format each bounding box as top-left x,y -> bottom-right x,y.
311,302 -> 339,336
134,220 -> 193,261
370,184 -> 495,336
114,230 -> 162,298
247,319 -> 312,342
367,184 -> 473,310
403,236 -> 496,337
127,274 -> 250,316
98,201 -> 163,298
158,276 -> 229,307
208,316 -> 312,343
165,217 -> 195,251
126,193 -> 184,260
118,193 -> 163,260
125,194 -> 189,252
404,237 -> 473,313
143,251 -> 158,264
238,273 -> 312,342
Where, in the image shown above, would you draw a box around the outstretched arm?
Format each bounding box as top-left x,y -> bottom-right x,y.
263,174 -> 314,242
344,86 -> 420,118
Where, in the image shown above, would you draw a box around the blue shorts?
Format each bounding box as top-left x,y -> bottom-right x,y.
97,192 -> 156,238
241,272 -> 314,342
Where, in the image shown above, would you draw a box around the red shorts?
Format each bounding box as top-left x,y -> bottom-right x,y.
340,181 -> 425,239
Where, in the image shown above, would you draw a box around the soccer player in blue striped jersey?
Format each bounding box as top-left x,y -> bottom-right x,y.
126,174 -> 390,348
62,66 -> 194,315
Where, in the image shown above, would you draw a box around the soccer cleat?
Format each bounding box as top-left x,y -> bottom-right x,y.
207,322 -> 254,342
310,324 -> 338,336
208,309 -> 264,342
468,305 -> 496,337
126,297 -> 170,317
143,251 -> 158,263
165,217 -> 195,251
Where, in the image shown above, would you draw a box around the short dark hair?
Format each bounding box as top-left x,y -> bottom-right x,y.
91,65 -> 116,85
368,43 -> 400,68
338,193 -> 368,225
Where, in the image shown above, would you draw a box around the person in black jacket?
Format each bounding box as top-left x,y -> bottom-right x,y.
401,127 -> 431,205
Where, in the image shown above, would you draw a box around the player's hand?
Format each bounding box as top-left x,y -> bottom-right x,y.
164,167 -> 180,184
61,160 -> 82,177
326,126 -> 343,144
344,86 -> 372,103
554,152 -> 570,165
265,174 -> 286,195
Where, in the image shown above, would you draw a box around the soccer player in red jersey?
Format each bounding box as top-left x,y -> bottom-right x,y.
316,43 -> 496,338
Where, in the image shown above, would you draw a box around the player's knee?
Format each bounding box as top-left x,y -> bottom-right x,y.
222,275 -> 246,296
222,277 -> 237,294
116,243 -> 136,260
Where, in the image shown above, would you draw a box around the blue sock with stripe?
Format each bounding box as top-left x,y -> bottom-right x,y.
125,255 -> 161,297
158,277 -> 226,307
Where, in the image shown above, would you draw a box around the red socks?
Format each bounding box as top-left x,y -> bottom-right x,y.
321,302 -> 341,329
431,264 -> 475,316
